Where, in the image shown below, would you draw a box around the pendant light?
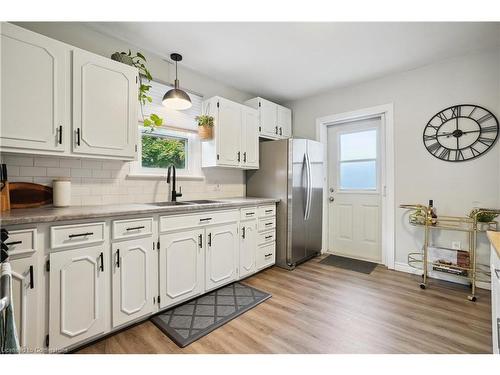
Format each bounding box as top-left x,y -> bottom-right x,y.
162,53 -> 192,110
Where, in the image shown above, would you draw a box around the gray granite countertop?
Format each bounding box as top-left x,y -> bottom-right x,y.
0,197 -> 280,226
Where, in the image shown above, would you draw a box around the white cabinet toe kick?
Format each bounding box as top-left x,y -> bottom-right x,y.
1,204 -> 276,352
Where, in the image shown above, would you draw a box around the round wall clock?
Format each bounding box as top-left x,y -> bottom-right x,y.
423,104 -> 499,162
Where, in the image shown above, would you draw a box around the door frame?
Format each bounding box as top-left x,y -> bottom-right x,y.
316,103 -> 395,269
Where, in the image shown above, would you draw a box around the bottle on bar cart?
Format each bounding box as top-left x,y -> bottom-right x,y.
428,199 -> 437,226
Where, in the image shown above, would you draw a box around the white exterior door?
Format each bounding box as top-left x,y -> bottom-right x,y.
241,106 -> 259,169
159,228 -> 204,309
0,23 -> 68,153
10,254 -> 38,351
239,220 -> 257,278
72,49 -> 138,159
327,117 -> 382,263
49,245 -> 107,350
259,99 -> 278,138
277,105 -> 292,138
217,98 -> 242,166
205,222 -> 238,291
111,237 -> 153,328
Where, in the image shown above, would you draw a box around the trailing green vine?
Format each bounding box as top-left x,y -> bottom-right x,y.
111,50 -> 163,128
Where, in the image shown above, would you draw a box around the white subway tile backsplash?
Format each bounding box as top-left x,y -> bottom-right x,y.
46,167 -> 71,177
20,166 -> 46,177
1,154 -> 245,206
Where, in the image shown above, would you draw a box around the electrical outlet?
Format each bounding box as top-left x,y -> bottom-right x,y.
451,241 -> 461,250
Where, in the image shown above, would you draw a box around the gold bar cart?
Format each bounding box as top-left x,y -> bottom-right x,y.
400,204 -> 499,301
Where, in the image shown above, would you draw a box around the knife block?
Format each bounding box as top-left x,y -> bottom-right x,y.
0,182 -> 11,212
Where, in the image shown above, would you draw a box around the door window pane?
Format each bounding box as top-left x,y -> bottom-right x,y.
340,129 -> 377,161
340,160 -> 376,190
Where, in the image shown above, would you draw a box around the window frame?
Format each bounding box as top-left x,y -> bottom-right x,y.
336,127 -> 380,193
129,125 -> 204,180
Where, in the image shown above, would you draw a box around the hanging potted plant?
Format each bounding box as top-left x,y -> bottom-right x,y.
196,115 -> 214,140
111,50 -> 163,128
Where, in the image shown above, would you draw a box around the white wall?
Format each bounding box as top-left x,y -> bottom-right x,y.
286,49 -> 500,266
3,22 -> 255,205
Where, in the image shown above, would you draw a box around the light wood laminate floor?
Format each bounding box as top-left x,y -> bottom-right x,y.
77,255 -> 492,354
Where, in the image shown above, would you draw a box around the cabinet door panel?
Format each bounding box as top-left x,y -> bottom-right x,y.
242,107 -> 259,169
217,99 -> 241,166
72,49 -> 137,159
10,255 -> 38,352
1,23 -> 68,152
159,228 -> 204,309
206,222 -> 238,291
239,220 -> 257,278
259,99 -> 278,138
278,105 -> 292,138
49,245 -> 106,350
112,237 -> 153,328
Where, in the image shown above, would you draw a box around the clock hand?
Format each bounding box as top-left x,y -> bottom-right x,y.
437,130 -> 480,137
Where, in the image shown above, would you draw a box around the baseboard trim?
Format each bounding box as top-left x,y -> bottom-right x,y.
394,262 -> 490,290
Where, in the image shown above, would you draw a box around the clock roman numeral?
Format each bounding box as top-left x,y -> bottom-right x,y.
424,134 -> 437,141
436,112 -> 448,123
477,113 -> 493,124
470,146 -> 480,157
450,106 -> 461,118
477,137 -> 495,147
427,142 -> 441,154
469,106 -> 478,117
456,149 -> 464,161
439,148 -> 451,160
481,125 -> 497,133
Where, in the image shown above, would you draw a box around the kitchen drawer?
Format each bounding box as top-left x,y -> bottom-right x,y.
256,243 -> 275,270
258,217 -> 276,232
160,210 -> 239,233
258,205 -> 276,218
240,206 -> 257,220
51,222 -> 105,249
258,230 -> 275,246
112,217 -> 153,240
3,228 -> 36,257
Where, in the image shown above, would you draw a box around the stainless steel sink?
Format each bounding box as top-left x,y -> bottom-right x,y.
183,200 -> 222,204
150,201 -> 195,207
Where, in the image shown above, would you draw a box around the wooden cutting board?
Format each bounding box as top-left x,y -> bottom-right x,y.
9,182 -> 53,209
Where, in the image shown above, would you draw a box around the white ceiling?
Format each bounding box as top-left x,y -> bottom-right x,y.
89,22 -> 500,103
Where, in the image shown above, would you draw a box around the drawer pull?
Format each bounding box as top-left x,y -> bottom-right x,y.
126,226 -> 145,231
242,227 -> 246,239
265,235 -> 273,239
99,252 -> 104,272
264,222 -> 273,226
495,268 -> 500,279
198,234 -> 203,248
5,240 -> 22,246
68,232 -> 93,239
199,218 -> 212,222
265,209 -> 273,213
29,265 -> 34,289
265,253 -> 273,258
208,233 -> 212,247
245,212 -> 255,216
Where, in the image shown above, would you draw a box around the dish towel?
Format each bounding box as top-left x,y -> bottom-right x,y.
1,262 -> 19,354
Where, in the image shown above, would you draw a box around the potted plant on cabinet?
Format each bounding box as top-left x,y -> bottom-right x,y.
111,50 -> 163,128
196,115 -> 214,140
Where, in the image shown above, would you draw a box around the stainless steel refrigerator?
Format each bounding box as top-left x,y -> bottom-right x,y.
246,138 -> 324,270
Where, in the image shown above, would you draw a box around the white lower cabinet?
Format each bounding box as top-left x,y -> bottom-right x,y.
239,219 -> 257,278
49,244 -> 107,351
205,222 -> 239,291
10,252 -> 38,352
491,245 -> 500,354
111,237 -> 154,328
159,228 -> 205,309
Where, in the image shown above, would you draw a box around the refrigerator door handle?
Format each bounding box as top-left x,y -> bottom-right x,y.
304,153 -> 312,220
306,152 -> 313,220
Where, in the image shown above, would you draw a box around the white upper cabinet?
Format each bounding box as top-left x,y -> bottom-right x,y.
201,96 -> 258,169
245,97 -> 292,139
0,23 -> 138,160
241,106 -> 259,169
277,105 -> 292,138
0,22 -> 69,153
72,49 -> 138,159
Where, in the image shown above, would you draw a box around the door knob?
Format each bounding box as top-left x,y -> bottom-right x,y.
329,197 -> 334,202
329,188 -> 335,193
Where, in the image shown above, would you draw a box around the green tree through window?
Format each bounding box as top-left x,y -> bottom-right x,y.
141,134 -> 186,169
